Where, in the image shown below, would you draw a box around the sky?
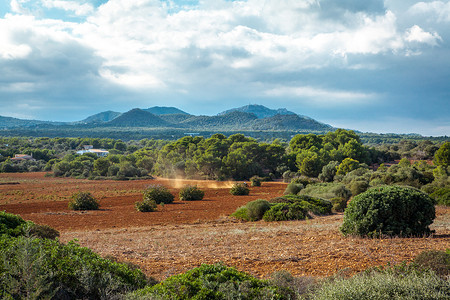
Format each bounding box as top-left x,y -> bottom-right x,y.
0,0 -> 449,136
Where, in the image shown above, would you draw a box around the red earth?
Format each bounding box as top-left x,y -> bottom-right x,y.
1,172 -> 449,280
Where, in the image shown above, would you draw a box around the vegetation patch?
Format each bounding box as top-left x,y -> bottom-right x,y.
179,185 -> 205,201
127,263 -> 290,300
135,199 -> 157,212
68,192 -> 99,211
230,183 -> 250,195
340,185 -> 436,237
143,185 -> 174,204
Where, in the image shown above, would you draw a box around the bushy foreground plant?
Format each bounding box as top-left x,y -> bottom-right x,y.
0,236 -> 148,299
230,182 -> 250,195
127,263 -> 291,300
284,182 -> 304,195
179,185 -> 205,201
311,268 -> 450,300
0,211 -> 59,240
68,191 -> 99,210
340,185 -> 435,237
143,185 -> 174,204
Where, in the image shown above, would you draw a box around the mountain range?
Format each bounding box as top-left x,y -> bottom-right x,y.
0,104 -> 332,132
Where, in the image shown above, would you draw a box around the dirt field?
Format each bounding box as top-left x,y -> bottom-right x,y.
1,172 -> 449,280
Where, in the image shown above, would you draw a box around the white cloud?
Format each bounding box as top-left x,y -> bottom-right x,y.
41,0 -> 94,16
408,1 -> 450,22
405,25 -> 442,45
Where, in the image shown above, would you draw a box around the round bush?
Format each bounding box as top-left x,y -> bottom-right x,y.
330,197 -> 347,212
230,183 -> 250,196
143,185 -> 174,204
68,192 -> 99,211
250,176 -> 262,187
135,200 -> 157,212
29,224 -> 60,240
179,185 -> 205,201
263,202 -> 307,222
340,186 -> 435,237
284,182 -> 304,195
246,199 -> 271,221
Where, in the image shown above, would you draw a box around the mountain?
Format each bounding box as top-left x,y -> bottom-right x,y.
0,116 -> 63,128
180,111 -> 258,129
0,104 -> 333,134
218,104 -> 296,119
78,111 -> 122,124
104,108 -> 171,127
144,106 -> 190,115
250,114 -> 332,131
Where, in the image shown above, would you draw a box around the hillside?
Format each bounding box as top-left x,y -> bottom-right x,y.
250,114 -> 332,131
144,106 -> 190,115
218,104 -> 296,119
78,111 -> 122,124
180,111 -> 258,129
104,108 -> 171,127
0,116 -> 62,128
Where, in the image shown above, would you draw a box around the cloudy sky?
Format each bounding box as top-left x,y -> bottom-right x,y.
1,0 -> 449,136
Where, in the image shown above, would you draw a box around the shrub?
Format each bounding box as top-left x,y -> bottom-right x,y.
330,197 -> 347,212
246,199 -> 271,221
230,183 -> 250,195
231,206 -> 249,221
0,236 -> 147,299
28,224 -> 60,240
0,211 -> 28,237
284,182 -> 304,195
348,179 -> 369,196
179,185 -> 205,201
311,268 -> 449,300
300,183 -> 350,200
430,187 -> 450,206
143,185 -> 174,204
68,192 -> 99,211
127,263 -> 290,299
414,250 -> 450,277
340,186 -> 436,237
250,176 -> 262,187
135,200 -> 157,212
269,270 -> 315,299
263,202 -> 307,222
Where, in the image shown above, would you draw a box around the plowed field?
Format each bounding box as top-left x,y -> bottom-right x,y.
1,172 -> 449,280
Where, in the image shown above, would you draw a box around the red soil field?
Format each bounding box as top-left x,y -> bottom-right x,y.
1,172 -> 449,280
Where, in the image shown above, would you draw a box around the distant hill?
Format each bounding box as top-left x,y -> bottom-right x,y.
144,106 -> 190,115
0,116 -> 63,128
0,104 -> 333,133
250,114 -> 332,131
78,111 -> 122,124
218,104 -> 296,119
104,108 -> 171,127
180,111 -> 258,129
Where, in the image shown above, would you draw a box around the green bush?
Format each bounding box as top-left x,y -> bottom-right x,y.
263,202 -> 307,222
179,185 -> 205,201
0,236 -> 148,299
414,250 -> 450,277
135,200 -> 157,212
348,179 -> 369,196
0,211 -> 28,237
430,187 -> 450,206
311,269 -> 449,300
127,263 -> 290,300
283,195 -> 333,215
250,176 -> 262,187
340,186 -> 436,237
230,183 -> 250,196
68,192 -> 99,210
231,206 -> 249,221
246,199 -> 271,221
143,185 -> 174,204
28,224 -> 60,240
330,197 -> 347,212
284,182 -> 304,195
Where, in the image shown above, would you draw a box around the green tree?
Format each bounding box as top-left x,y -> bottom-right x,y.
93,157 -> 110,176
336,158 -> 360,175
434,142 -> 450,167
